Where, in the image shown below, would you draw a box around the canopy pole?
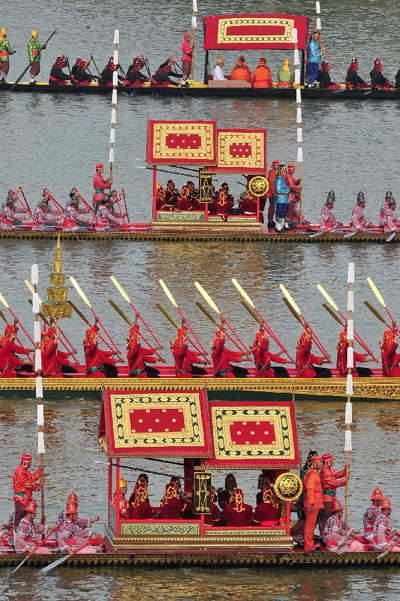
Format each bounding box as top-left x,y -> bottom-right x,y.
293,29 -> 303,224
344,263 -> 354,526
109,30 -> 119,190
316,2 -> 323,61
191,0 -> 198,81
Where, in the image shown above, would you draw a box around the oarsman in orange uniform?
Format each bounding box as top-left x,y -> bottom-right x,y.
230,57 -> 251,83
319,453 -> 348,539
296,330 -> 331,378
0,322 -> 33,378
40,326 -> 77,377
13,454 -> 42,527
266,160 -> 280,226
251,58 -> 273,88
380,329 -> 400,376
171,323 -> 208,377
83,322 -> 118,378
93,164 -> 112,213
303,455 -> 324,552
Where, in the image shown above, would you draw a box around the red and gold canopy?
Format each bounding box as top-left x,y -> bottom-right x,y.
99,390 -> 211,458
208,129 -> 266,173
204,14 -> 309,51
204,401 -> 300,470
147,120 -> 217,165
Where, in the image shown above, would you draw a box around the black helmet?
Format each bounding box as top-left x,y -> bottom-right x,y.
327,190 -> 335,201
357,191 -> 365,204
6,190 -> 14,204
385,191 -> 393,199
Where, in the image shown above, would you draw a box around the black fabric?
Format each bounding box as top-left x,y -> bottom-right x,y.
15,363 -> 34,373
100,362 -> 119,378
272,366 -> 290,378
318,70 -> 332,89
370,69 -> 388,87
61,365 -> 78,374
232,364 -> 248,377
395,70 -> 400,89
355,367 -> 372,377
313,366 -> 332,378
126,66 -> 148,84
71,66 -> 92,82
189,365 -> 207,375
346,70 -> 365,87
150,71 -> 179,86
49,66 -> 70,83
144,365 -> 160,376
99,67 -> 113,85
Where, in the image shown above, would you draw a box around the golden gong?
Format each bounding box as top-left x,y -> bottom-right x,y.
274,472 -> 303,502
248,176 -> 269,197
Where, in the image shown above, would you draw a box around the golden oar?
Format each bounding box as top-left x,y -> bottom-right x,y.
156,303 -> 179,329
364,301 -> 394,329
367,277 -> 400,334
0,292 -> 35,347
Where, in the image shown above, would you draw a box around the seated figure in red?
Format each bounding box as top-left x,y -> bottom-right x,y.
251,484 -> 282,526
83,321 -> 118,378
156,185 -> 178,212
112,476 -> 129,519
296,329 -> 331,378
126,322 -> 164,378
171,323 -> 208,377
223,488 -> 252,526
129,474 -> 153,519
212,184 -> 234,220
381,329 -> 400,376
159,477 -> 184,519
41,325 -> 76,377
211,328 -> 248,378
217,473 -> 237,509
255,471 -> 275,505
204,487 -> 222,526
0,322 -> 33,378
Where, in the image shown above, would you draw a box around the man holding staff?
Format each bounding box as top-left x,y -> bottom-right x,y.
28,29 -> 46,84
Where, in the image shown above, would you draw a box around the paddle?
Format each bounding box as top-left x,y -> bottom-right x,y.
90,54 -> 101,76
40,541 -> 92,574
386,231 -> 396,242
363,300 -> 392,328
367,277 -> 400,333
11,30 -> 57,90
156,303 -> 179,329
12,526 -> 57,573
322,302 -> 346,326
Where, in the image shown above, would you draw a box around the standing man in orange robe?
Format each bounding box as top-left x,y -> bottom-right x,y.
303,454 -> 324,552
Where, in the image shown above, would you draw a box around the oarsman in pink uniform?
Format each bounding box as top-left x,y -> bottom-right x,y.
372,497 -> 400,552
2,191 -> 30,225
57,492 -> 99,530
363,487 -> 384,541
324,498 -> 364,553
181,33 -> 192,83
65,195 -> 93,228
13,454 -> 42,527
350,192 -> 373,231
379,191 -> 392,228
93,164 -> 112,213
95,197 -> 125,231
383,198 -> 399,233
58,503 -> 99,554
319,452 -> 347,539
284,164 -> 301,225
14,500 -> 53,554
34,189 -> 64,228
319,198 -> 342,231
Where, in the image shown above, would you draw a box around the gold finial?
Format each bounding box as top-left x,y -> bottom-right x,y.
42,238 -> 72,320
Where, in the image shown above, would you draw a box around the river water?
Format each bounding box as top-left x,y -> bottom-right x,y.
2,0 -> 400,599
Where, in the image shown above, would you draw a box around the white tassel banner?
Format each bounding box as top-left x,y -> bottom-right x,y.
294,69 -> 300,85
344,430 -> 352,451
35,349 -> 42,371
32,293 -> 40,314
31,264 -> 38,285
347,319 -> 354,339
113,50 -> 118,65
192,16 -> 197,28
193,0 -> 198,11
347,262 -> 355,283
110,129 -> 116,143
36,376 -> 43,399
34,321 -> 41,343
297,147 -> 303,163
294,49 -> 299,66
346,374 -> 353,395
296,88 -> 302,103
112,90 -> 118,105
292,28 -> 298,44
38,432 -> 45,455
347,291 -> 354,311
114,29 -> 119,44
345,402 -> 352,425
109,147 -> 115,163
347,346 -> 353,368
297,128 -> 303,142
316,1 -> 321,12
296,107 -> 302,123
111,108 -> 116,124
37,404 -> 44,426
316,17 -> 322,29
112,71 -> 118,87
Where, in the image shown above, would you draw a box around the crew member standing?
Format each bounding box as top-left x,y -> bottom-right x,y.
307,31 -> 321,87
13,454 -> 42,527
93,164 -> 112,213
303,455 -> 324,552
0,28 -> 15,82
319,453 -> 347,539
273,164 -> 290,231
181,33 -> 193,84
266,160 -> 279,227
28,29 -> 46,84
284,164 -> 301,225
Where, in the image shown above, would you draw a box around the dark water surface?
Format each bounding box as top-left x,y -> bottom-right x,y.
2,0 -> 400,599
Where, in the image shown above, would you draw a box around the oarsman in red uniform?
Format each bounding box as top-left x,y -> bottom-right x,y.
223,489 -> 252,526
363,487 -> 384,541
336,329 -> 373,377
251,484 -> 282,526
0,322 -> 33,378
319,453 -> 348,539
83,322 -> 118,378
159,479 -> 185,519
93,164 -> 112,213
14,500 -> 53,554
203,487 -> 222,526
211,328 -> 248,378
112,476 -> 129,519
324,499 -> 364,553
296,330 -> 331,378
171,324 -> 208,377
127,323 -> 164,378
380,329 -> 400,377
372,497 -> 400,552
40,326 -> 77,377
284,164 -> 301,225
266,160 -> 279,226
58,503 -> 99,554
212,185 -> 234,220
129,474 -> 153,519
181,33 -> 193,83
252,328 -> 291,378
57,491 -> 99,529
303,455 -> 324,552
13,454 -> 42,528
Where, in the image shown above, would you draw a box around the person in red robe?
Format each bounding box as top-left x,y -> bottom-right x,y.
380,328 -> 400,376
112,476 -> 129,519
296,329 -> 331,378
181,33 -> 192,83
177,184 -> 196,211
40,326 -> 77,377
319,452 -> 348,539
203,487 -> 222,526
251,484 -> 282,526
83,321 -> 118,378
223,488 -> 252,526
239,190 -> 262,221
252,328 -> 291,378
211,328 -> 248,378
129,474 -> 153,519
127,323 -> 164,378
266,160 -> 280,226
336,329 -> 373,377
0,322 -> 33,378
171,323 -> 208,377
212,185 -> 234,220
13,454 -> 42,527
93,164 -> 112,213
159,478 -> 185,519
255,472 -> 275,505
284,164 -> 302,226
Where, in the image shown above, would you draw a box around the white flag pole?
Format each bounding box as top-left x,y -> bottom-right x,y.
191,0 -> 198,81
293,29 -> 303,224
109,30 -> 119,188
344,262 -> 355,526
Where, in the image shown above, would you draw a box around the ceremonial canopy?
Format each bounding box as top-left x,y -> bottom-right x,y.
203,14 -> 309,51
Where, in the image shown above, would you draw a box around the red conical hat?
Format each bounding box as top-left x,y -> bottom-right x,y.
66,503 -> 78,515
68,492 -> 78,504
371,487 -> 384,500
25,500 -> 38,513
381,497 -> 391,509
332,498 -> 343,512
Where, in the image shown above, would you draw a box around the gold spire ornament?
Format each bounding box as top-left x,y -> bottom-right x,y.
41,237 -> 72,320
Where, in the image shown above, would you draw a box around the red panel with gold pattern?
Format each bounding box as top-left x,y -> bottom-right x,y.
204,14 -> 309,50
147,121 -> 217,165
99,390 -> 211,457
206,129 -> 266,173
205,401 -> 300,469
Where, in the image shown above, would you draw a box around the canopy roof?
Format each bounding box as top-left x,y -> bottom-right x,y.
98,390 -> 211,458
204,14 -> 309,51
